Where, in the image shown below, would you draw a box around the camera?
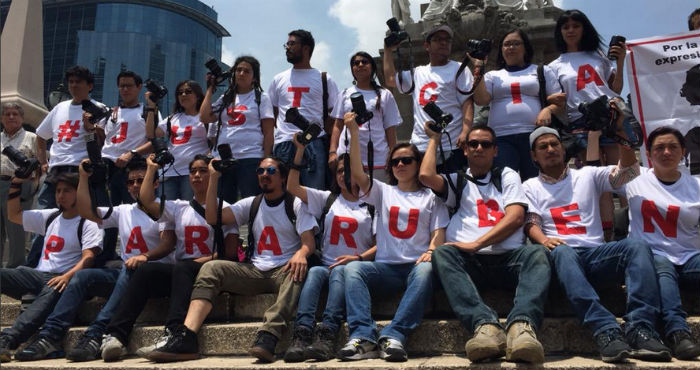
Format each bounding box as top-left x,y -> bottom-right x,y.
577,95 -> 624,134
151,137 -> 175,167
467,39 -> 492,60
205,58 -> 233,86
285,107 -> 322,145
422,101 -> 453,133
213,144 -> 236,172
145,79 -> 168,103
350,92 -> 374,125
384,17 -> 408,47
81,100 -> 111,124
607,35 -> 626,60
2,146 -> 39,179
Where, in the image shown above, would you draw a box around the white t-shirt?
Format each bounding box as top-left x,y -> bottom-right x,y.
331,86 -> 402,167
99,104 -> 158,161
36,100 -> 106,169
97,204 -> 175,264
396,61 -> 473,151
22,209 -> 103,274
305,188 -> 375,266
268,68 -> 339,143
231,195 -> 318,271
620,168 -> 700,265
443,167 -> 528,254
208,91 -> 274,159
548,51 -> 619,122
157,113 -> 209,177
523,166 -> 615,248
161,199 -> 237,260
484,65 -> 561,137
362,179 -> 449,264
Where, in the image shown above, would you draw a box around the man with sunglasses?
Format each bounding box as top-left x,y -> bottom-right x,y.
268,29 -> 339,190
422,123 -> 550,364
13,158 -> 176,362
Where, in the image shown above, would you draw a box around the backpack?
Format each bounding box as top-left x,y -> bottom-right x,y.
245,192 -> 297,263
189,199 -> 224,260
448,167 -> 504,215
45,210 -> 86,248
316,193 -> 375,258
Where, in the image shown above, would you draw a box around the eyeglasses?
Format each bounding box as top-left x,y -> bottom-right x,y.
256,166 -> 277,175
283,41 -> 299,49
177,88 -> 194,96
390,157 -> 416,167
126,178 -> 145,186
118,84 -> 136,90
503,41 -> 523,48
466,140 -> 495,149
352,59 -> 371,67
189,167 -> 208,175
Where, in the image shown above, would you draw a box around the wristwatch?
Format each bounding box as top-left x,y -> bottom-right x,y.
130,150 -> 138,156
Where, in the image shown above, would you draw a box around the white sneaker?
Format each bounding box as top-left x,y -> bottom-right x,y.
337,338 -> 378,361
136,327 -> 172,358
379,338 -> 407,362
101,335 -> 127,362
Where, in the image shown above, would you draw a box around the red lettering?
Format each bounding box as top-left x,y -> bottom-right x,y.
576,64 -> 605,91
44,235 -> 65,259
510,82 -> 522,104
418,82 -> 439,106
57,120 -> 81,142
389,206 -> 419,239
170,125 -> 192,145
329,216 -> 358,248
227,105 -> 247,126
550,203 -> 586,235
287,87 -> 310,107
110,122 -> 128,144
124,226 -> 148,254
184,226 -> 211,255
477,199 -> 505,227
641,200 -> 679,238
257,226 -> 283,255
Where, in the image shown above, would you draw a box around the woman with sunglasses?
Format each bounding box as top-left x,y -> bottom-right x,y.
471,28 -> 563,181
201,56 -> 274,202
329,52 -> 401,183
146,80 -> 209,200
337,113 -> 449,362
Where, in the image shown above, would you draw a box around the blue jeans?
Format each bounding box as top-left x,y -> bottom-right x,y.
39,265 -> 131,341
495,133 -> 538,181
654,253 -> 699,336
344,261 -> 433,345
295,265 -> 346,333
160,175 -> 193,201
432,244 -> 551,332
274,138 -> 327,190
550,238 -> 660,336
220,158 -> 262,203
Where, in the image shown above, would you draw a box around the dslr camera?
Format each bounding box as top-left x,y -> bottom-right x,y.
145,79 -> 168,103
212,144 -> 236,172
151,137 -> 175,167
577,95 -> 625,135
384,17 -> 408,47
286,107 -> 322,145
350,92 -> 373,125
81,100 -> 111,124
422,101 -> 453,133
2,146 -> 39,179
467,39 -> 492,60
205,58 -> 232,86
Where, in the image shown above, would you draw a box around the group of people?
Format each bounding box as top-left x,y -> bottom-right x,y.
0,7 -> 699,366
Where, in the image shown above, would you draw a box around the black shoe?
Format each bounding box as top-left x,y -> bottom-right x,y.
147,325 -> 199,363
667,330 -> 700,360
14,336 -> 64,361
248,331 -> 278,363
66,334 -> 102,362
626,324 -> 672,362
304,324 -> 336,361
595,328 -> 631,363
0,335 -> 17,363
283,325 -> 312,363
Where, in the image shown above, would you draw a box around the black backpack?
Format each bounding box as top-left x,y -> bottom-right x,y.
447,167 -> 504,215
45,210 -> 87,248
245,192 -> 297,263
316,193 -> 375,258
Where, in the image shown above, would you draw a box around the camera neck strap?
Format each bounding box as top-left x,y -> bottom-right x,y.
455,56 -> 484,96
88,179 -> 113,220
396,38 -> 416,95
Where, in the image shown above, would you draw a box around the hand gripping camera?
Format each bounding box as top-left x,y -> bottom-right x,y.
81,100 -> 112,124
151,137 -> 175,167
577,95 -> 622,135
205,58 -> 233,86
285,107 -> 322,145
2,146 -> 39,179
350,92 -> 374,125
212,144 -> 236,172
145,79 -> 168,103
467,39 -> 492,60
384,17 -> 408,47
422,101 -> 453,133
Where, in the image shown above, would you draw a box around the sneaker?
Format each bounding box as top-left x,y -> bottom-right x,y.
14,336 -> 64,361
66,334 -> 101,362
248,331 -> 278,363
101,334 -> 127,362
379,338 -> 407,362
595,328 -> 631,363
465,323 -> 506,362
0,334 -> 18,363
505,321 -> 545,363
626,324 -> 671,362
337,338 -> 378,361
148,325 -> 199,363
136,326 -> 173,358
283,325 -> 312,363
304,325 -> 336,361
667,330 -> 700,360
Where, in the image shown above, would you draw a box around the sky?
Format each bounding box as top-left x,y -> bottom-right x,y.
200,0 -> 699,96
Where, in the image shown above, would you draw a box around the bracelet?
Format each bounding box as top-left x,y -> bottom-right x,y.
289,162 -> 305,171
426,249 -> 434,254
356,254 -> 363,261
329,151 -> 337,155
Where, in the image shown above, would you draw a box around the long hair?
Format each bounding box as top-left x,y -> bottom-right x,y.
350,51 -> 383,112
172,80 -> 204,114
496,28 -> 534,69
386,143 -> 423,186
554,9 -> 604,54
220,56 -> 264,120
329,153 -> 350,195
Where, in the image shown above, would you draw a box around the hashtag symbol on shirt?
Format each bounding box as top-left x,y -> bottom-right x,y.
57,120 -> 81,142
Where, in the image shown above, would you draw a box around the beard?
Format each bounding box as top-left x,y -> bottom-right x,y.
286,52 -> 302,64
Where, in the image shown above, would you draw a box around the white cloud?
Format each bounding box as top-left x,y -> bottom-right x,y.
328,0 -> 393,56
221,44 -> 235,66
311,41 -> 332,73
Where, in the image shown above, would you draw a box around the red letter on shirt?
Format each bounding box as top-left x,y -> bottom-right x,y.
329,216 -> 358,248
184,226 -> 211,255
44,235 -> 65,259
288,87 -> 310,107
419,82 -> 439,106
477,199 -> 505,227
111,122 -> 128,143
576,64 -> 605,91
227,105 -> 247,126
641,200 -> 679,238
510,82 -> 522,104
550,203 -> 586,235
125,226 -> 148,254
389,206 -> 419,239
257,226 -> 282,255
170,125 -> 192,145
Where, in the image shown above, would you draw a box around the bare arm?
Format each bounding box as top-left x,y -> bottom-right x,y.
283,229 -> 316,282
418,126 -> 448,194
607,42 -> 626,94
261,118 -> 274,157
385,126 -> 397,152
471,78 -> 491,106
144,92 -> 158,140
200,84 -> 217,124
139,155 -> 162,218
416,228 -> 446,264
382,44 -> 399,88
76,160 -> 102,223
287,135 -> 309,204
124,229 -> 176,269
328,118 -> 343,167
346,112 -> 370,193
36,137 -> 48,174
47,248 -> 98,292
204,160 -> 237,226
457,97 -> 474,149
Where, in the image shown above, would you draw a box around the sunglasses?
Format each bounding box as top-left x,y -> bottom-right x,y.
126,178 -> 145,186
177,88 -> 194,96
256,166 -> 277,175
390,156 -> 416,167
466,140 -> 495,149
352,59 -> 370,67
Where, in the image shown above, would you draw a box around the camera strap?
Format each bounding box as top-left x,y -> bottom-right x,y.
189,197 -> 224,260
455,56 -> 484,96
88,179 -> 113,220
322,72 -> 329,125
395,39 -> 416,95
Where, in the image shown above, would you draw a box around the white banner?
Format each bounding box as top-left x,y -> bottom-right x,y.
625,31 -> 700,172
